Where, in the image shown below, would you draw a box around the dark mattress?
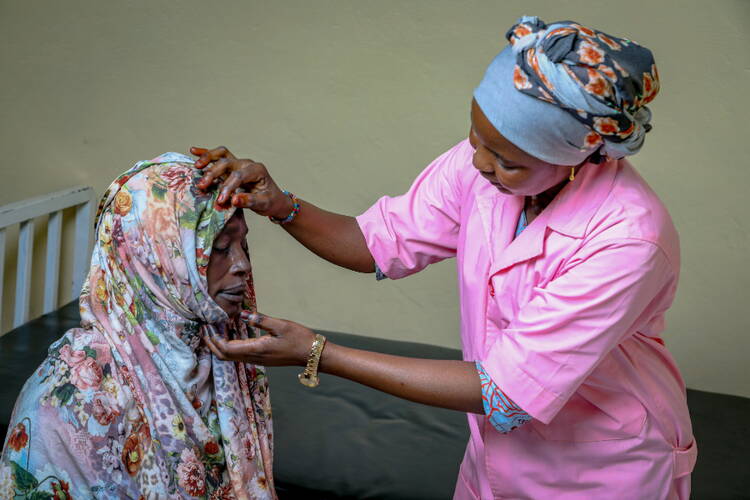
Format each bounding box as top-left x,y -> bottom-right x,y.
1,302 -> 748,499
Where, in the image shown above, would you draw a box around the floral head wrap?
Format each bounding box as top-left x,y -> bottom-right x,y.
2,153 -> 274,499
474,16 -> 660,165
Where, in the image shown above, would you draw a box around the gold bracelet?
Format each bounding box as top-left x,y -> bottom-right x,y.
298,334 -> 327,388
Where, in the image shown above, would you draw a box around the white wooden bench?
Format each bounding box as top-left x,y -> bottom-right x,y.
0,187 -> 95,333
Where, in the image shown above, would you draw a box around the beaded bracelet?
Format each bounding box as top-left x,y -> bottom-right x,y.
268,190 -> 300,225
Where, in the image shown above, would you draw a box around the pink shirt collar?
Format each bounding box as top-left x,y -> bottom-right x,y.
475,158 -> 619,275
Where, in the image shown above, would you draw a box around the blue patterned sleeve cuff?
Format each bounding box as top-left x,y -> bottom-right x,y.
476,361 -> 532,434
374,264 -> 388,281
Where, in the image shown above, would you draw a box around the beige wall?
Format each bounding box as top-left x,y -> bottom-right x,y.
1,1 -> 748,397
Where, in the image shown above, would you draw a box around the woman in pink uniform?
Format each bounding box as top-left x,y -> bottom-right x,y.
197,16 -> 696,499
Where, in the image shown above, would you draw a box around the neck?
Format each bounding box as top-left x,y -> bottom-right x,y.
526,178 -> 569,215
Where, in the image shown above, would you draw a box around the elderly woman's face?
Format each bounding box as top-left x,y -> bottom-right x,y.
207,210 -> 251,318
469,99 -> 572,196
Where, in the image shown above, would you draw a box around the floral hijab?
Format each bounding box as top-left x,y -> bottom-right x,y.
1,153 -> 274,499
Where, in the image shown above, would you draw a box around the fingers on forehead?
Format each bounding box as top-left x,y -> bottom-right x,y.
198,163 -> 218,181
234,162 -> 265,182
204,158 -> 230,178
206,146 -> 228,159
212,146 -> 236,160
215,157 -> 232,168
231,193 -> 254,207
220,171 -> 244,196
196,146 -> 232,166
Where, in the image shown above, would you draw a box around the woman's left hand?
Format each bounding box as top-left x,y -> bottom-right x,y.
204,312 -> 316,367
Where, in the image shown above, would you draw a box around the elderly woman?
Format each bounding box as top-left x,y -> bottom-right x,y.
1,154 -> 274,499
196,16 -> 696,499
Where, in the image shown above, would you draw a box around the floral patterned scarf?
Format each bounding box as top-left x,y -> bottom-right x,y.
506,15 -> 659,159
1,153 -> 274,499
473,15 -> 659,165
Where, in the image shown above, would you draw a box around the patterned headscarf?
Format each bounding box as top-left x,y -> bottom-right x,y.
1,153 -> 274,499
474,16 -> 660,165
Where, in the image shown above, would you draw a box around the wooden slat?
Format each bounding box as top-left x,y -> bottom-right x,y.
0,186 -> 95,335
13,219 -> 34,328
0,228 -> 5,326
0,186 -> 93,230
43,210 -> 62,313
72,199 -> 93,298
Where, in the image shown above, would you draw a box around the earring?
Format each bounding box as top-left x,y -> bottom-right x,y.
569,167 -> 576,182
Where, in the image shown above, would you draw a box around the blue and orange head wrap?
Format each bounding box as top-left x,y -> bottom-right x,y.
474,16 -> 660,165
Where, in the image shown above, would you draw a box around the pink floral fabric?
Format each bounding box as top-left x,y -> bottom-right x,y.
1,153 -> 274,499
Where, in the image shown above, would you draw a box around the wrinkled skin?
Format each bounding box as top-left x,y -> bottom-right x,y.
207,210 -> 251,319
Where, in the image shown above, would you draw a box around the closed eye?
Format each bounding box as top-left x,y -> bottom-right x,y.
493,153 -> 522,170
491,150 -> 509,163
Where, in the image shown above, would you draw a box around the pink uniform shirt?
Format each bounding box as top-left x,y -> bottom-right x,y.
356,139 -> 696,499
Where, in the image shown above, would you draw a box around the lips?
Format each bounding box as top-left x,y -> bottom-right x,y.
218,284 -> 245,303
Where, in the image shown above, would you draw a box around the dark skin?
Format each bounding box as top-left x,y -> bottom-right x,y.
207,210 -> 252,319
468,99 -> 580,222
196,98 -> 589,415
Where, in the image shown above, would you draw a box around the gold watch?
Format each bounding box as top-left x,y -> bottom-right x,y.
298,334 -> 327,388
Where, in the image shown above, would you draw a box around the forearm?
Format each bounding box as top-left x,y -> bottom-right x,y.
318,342 -> 484,414
281,199 -> 375,273
191,148 -> 375,272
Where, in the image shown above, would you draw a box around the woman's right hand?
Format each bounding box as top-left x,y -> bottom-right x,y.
191,146 -> 293,218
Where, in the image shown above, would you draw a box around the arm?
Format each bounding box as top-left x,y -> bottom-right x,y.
320,341 -> 483,414
198,143 -> 484,413
192,140 -> 468,277
281,200 -> 375,273
203,313 -> 484,414
192,146 -> 374,273
203,239 -> 673,425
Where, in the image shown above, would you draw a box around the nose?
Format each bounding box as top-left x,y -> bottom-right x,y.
472,147 -> 496,175
229,245 -> 251,276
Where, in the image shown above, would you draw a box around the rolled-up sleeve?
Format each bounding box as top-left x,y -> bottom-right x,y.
481,238 -> 674,424
356,142 -> 467,279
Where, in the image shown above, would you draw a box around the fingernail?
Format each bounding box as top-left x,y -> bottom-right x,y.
240,310 -> 254,321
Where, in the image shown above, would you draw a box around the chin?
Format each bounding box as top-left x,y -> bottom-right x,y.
214,299 -> 241,319
224,306 -> 241,319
